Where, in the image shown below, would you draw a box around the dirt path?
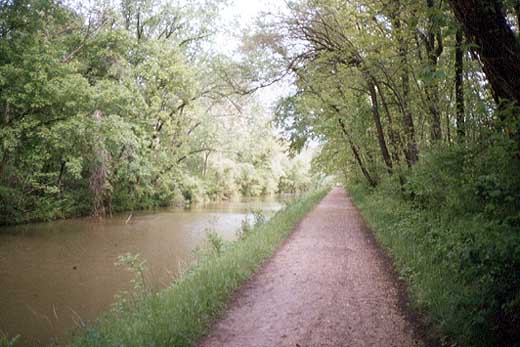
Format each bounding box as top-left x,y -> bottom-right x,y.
199,188 -> 426,347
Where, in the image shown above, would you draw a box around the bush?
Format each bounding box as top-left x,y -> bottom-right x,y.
348,137 -> 520,346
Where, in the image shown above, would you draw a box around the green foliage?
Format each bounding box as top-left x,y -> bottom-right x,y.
248,1 -> 520,344
238,218 -> 253,239
349,137 -> 520,346
114,253 -> 149,305
71,189 -> 328,347
206,230 -> 225,256
237,209 -> 267,240
0,334 -> 18,347
0,0 -> 315,225
251,209 -> 267,227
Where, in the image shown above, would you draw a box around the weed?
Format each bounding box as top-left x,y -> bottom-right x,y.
349,178 -> 520,347
237,209 -> 267,240
251,209 -> 266,227
112,253 -> 148,313
206,230 -> 225,256
71,189 -> 328,347
0,334 -> 18,347
238,218 -> 252,239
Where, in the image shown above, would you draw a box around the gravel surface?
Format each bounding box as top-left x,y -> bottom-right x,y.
199,187 -> 426,347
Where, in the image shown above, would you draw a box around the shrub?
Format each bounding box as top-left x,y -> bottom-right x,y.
349,137 -> 520,346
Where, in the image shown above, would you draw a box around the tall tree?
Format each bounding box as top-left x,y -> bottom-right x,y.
455,27 -> 465,139
448,0 -> 520,106
423,0 -> 444,141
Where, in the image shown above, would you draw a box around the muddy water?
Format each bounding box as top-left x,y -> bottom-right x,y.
0,198 -> 283,346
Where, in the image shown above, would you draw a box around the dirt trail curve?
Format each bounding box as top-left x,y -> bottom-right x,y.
199,187 -> 426,347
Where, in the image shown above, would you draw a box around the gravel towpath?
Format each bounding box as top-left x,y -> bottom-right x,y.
199,187 -> 426,347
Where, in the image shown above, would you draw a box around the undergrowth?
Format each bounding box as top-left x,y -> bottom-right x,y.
0,335 -> 18,347
348,138 -> 520,347
70,188 -> 328,347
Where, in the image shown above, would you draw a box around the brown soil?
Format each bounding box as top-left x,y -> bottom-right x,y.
199,188 -> 429,347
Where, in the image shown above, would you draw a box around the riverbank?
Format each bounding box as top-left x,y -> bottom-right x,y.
0,197 -> 284,346
0,190 -> 305,227
199,188 -> 426,347
70,188 -> 328,347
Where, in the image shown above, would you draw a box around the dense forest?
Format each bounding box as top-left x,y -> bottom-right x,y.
0,0 -> 316,225
2,0 -> 520,346
244,0 -> 520,346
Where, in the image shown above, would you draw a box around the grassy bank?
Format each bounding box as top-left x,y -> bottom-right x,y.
349,181 -> 520,347
71,188 -> 328,347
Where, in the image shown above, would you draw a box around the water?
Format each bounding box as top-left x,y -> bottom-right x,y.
0,197 -> 283,346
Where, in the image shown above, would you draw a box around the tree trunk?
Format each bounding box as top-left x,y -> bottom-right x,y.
57,160 -> 66,188
3,101 -> 10,125
338,119 -> 377,187
448,0 -> 520,106
376,82 -> 402,164
367,81 -> 393,174
428,87 -> 442,141
455,28 -> 465,140
516,2 -> 520,31
425,0 -> 443,141
0,152 -> 8,179
203,151 -> 210,176
392,10 -> 419,165
89,110 -> 111,217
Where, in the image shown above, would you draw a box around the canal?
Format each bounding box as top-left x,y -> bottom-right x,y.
0,197 -> 283,346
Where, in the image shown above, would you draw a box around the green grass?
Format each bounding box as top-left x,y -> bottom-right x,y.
348,183 -> 520,347
71,188 -> 328,347
0,335 -> 19,347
